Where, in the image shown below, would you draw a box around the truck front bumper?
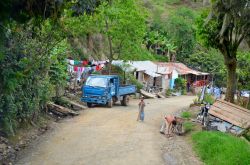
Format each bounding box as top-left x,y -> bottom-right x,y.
81,97 -> 107,105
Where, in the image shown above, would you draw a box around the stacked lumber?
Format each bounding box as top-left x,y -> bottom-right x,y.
140,89 -> 156,98
48,102 -> 79,116
62,97 -> 86,111
157,93 -> 166,98
209,99 -> 250,129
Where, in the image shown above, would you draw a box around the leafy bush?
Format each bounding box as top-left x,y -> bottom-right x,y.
181,89 -> 187,95
127,74 -> 143,92
174,77 -> 186,95
196,92 -> 215,104
0,22 -> 68,136
166,0 -> 181,5
192,131 -> 250,165
165,89 -> 172,96
109,65 -> 143,92
192,98 -> 199,105
181,111 -> 191,119
183,121 -> 194,133
203,93 -> 215,104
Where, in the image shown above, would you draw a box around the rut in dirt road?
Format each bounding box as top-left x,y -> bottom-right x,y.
16,96 -> 202,165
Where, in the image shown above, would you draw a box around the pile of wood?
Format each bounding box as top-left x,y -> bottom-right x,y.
139,89 -> 166,99
209,99 -> 250,135
62,97 -> 86,111
48,102 -> 79,117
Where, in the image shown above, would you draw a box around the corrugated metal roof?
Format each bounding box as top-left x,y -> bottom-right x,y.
112,61 -> 164,77
112,61 -> 209,77
155,62 -> 209,75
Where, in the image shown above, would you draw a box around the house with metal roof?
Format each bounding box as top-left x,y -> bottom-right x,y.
155,62 -> 211,92
112,61 -> 210,93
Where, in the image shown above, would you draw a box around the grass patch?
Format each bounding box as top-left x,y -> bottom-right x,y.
181,111 -> 191,119
192,131 -> 250,165
166,0 -> 181,5
183,121 -> 194,133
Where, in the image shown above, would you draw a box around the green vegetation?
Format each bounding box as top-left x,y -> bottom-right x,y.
181,111 -> 191,119
165,89 -> 173,97
196,1 -> 250,103
192,131 -> 250,165
166,0 -> 181,5
0,0 -> 249,137
174,77 -> 186,94
0,0 -> 150,135
203,94 -> 215,105
183,121 -> 194,133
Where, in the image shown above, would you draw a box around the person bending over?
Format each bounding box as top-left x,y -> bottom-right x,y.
164,115 -> 177,137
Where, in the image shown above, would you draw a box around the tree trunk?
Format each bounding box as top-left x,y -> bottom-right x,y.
225,60 -> 237,103
87,33 -> 93,52
105,19 -> 113,75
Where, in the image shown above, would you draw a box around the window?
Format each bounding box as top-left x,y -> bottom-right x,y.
85,77 -> 107,88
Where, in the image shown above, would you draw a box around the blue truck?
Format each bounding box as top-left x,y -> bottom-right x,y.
81,75 -> 136,108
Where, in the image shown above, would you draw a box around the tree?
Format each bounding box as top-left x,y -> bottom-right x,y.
187,48 -> 226,87
144,30 -> 176,61
96,0 -> 147,73
164,7 -> 196,62
237,51 -> 250,91
197,1 -> 250,103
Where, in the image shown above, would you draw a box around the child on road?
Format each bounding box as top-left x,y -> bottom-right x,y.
137,97 -> 145,122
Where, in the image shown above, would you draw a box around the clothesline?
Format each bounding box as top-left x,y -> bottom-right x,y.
66,59 -> 108,67
66,59 -> 108,81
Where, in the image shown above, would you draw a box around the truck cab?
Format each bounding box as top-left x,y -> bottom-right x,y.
81,75 -> 136,108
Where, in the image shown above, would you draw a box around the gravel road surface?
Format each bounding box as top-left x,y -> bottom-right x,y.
16,96 -> 202,165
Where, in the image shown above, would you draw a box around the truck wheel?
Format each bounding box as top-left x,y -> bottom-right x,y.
107,99 -> 113,108
121,95 -> 129,106
87,103 -> 92,108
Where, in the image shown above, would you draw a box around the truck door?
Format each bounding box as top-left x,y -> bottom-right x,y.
114,77 -> 119,95
110,78 -> 115,96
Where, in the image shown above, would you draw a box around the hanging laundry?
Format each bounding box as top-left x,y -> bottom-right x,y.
69,60 -> 74,65
67,65 -> 74,73
74,66 -> 78,72
74,60 -> 81,65
82,60 -> 88,66
77,67 -> 84,81
100,64 -> 105,68
96,65 -> 101,71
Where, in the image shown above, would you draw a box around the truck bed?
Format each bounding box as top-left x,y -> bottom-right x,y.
119,85 -> 136,96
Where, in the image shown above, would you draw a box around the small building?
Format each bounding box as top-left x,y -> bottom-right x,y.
112,61 -> 210,93
112,60 -> 168,90
156,62 -> 210,91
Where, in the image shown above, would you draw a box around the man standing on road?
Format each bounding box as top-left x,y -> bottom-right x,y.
137,97 -> 145,122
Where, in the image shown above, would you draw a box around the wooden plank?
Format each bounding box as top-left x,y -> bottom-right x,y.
213,101 -> 250,118
62,97 -> 86,110
210,106 -> 245,125
209,110 -> 244,128
218,100 -> 250,116
48,102 -> 79,116
210,107 -> 250,128
140,89 -> 156,98
157,93 -> 165,98
218,99 -> 250,113
212,102 -> 250,121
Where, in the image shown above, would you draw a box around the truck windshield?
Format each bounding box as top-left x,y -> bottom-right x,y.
85,77 -> 107,88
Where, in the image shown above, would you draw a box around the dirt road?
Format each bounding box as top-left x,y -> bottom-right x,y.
16,96 -> 202,165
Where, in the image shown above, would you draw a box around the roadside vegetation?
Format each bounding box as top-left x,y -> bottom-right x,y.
192,131 -> 250,165
0,0 -> 249,152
